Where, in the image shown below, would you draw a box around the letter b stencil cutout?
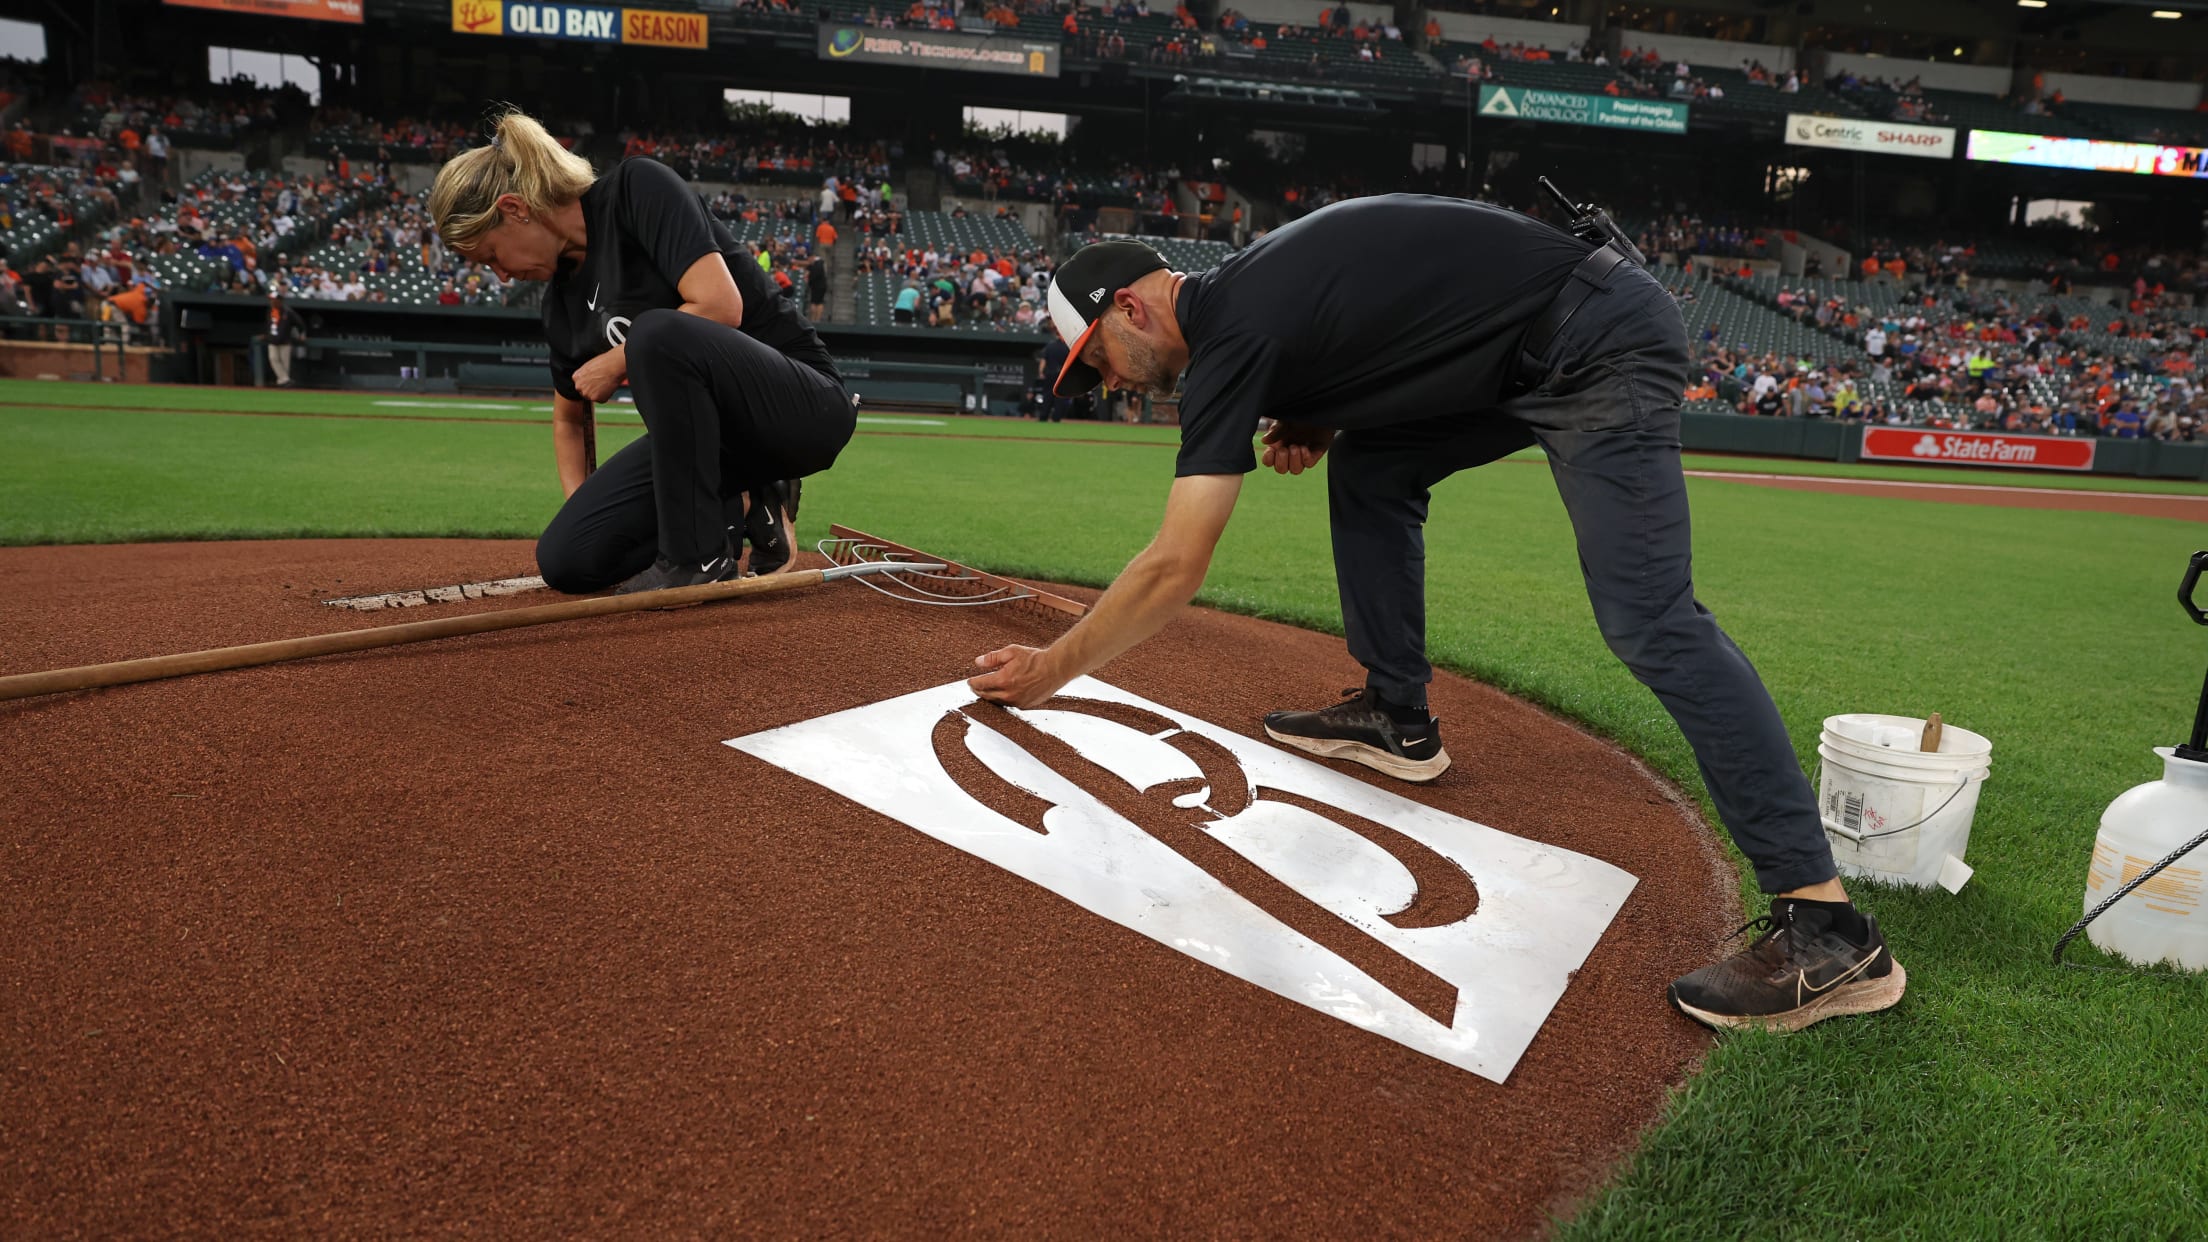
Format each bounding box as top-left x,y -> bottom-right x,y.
727,678 -> 1636,1082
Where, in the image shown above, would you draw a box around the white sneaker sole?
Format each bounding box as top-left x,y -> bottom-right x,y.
1262,726 -> 1451,783
1672,959 -> 1908,1033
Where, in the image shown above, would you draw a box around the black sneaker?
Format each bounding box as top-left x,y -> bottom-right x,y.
1262,687 -> 1450,782
742,479 -> 802,577
612,544 -> 742,596
1668,899 -> 1907,1032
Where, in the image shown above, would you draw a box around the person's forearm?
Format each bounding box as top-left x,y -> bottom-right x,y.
1044,544 -> 1206,682
552,398 -> 596,497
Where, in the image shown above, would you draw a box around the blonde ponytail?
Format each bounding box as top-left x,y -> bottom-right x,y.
427,108 -> 595,251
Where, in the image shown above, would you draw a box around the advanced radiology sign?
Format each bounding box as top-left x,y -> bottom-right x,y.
728,678 -> 1636,1082
1478,85 -> 1686,134
817,24 -> 1060,78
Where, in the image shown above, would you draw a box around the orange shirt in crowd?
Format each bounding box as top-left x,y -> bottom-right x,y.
109,284 -> 149,325
815,221 -> 838,248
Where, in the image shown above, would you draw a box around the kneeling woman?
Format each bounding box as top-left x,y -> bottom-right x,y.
428,110 -> 852,593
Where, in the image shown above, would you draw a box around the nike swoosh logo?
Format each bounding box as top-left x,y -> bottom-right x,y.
1795,946 -> 1880,1005
587,282 -> 601,312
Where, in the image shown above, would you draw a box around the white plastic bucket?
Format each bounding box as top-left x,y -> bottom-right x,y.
1817,714 -> 1992,889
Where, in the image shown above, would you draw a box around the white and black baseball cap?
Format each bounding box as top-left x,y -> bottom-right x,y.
1046,239 -> 1169,397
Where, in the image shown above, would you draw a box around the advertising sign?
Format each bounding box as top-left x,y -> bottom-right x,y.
817,24 -> 1060,78
166,0 -> 362,23
1860,427 -> 2097,471
1785,113 -> 1955,161
1477,85 -> 1687,134
452,0 -> 708,48
1966,130 -> 2208,179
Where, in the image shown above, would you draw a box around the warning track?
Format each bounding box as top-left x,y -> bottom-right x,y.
0,538 -> 1736,1238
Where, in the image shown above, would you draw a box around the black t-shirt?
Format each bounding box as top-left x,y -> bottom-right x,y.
1170,194 -> 1589,476
544,158 -> 838,400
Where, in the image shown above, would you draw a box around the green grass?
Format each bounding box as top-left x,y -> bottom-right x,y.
6,385 -> 2207,1236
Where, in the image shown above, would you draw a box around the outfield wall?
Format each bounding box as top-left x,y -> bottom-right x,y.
1682,411 -> 2208,481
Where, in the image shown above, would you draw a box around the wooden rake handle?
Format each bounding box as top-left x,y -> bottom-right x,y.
0,565 -> 927,704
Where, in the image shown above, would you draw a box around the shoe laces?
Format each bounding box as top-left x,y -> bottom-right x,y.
1316,687 -> 1381,722
1724,902 -> 1845,975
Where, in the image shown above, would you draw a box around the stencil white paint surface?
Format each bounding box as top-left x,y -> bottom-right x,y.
726,677 -> 1636,1082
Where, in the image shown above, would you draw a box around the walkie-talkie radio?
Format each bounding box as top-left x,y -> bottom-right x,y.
1537,177 -> 1647,267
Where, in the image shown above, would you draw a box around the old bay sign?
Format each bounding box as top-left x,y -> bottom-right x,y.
729,678 -> 1636,1082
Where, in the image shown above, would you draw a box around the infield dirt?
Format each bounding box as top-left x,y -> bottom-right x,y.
1,538 -> 1740,1238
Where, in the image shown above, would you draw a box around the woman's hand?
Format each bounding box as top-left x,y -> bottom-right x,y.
572,346 -> 628,403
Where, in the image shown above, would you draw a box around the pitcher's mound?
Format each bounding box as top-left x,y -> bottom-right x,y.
1,538 -> 1738,1238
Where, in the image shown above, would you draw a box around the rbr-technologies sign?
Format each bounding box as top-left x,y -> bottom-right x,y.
817,24 -> 1060,77
1861,427 -> 2096,470
1785,113 -> 1956,161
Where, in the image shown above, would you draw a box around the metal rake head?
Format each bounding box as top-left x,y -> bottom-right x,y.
817,536 -> 1037,609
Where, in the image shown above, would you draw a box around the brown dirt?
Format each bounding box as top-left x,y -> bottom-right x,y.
0,539 -> 1740,1239
1687,469 -> 2208,521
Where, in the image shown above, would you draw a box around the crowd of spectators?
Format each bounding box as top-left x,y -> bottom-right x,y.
1825,69 -> 1944,123
1445,35 -> 1596,82
0,138 -> 152,337
1681,265 -> 2207,441
620,123 -> 897,187
308,109 -> 479,163
862,241 -> 1055,332
1638,214 -> 1771,262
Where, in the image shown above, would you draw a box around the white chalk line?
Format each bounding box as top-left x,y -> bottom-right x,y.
324,575 -> 548,611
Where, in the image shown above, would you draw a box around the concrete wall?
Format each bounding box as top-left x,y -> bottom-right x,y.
0,340 -> 151,383
1236,0 -> 1393,29
1622,32 -> 1793,73
174,147 -> 247,184
1427,13 -> 1588,50
2037,72 -> 2201,111
1823,51 -> 2010,96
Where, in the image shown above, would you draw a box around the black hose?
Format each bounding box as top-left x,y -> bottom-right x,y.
2051,825 -> 2208,971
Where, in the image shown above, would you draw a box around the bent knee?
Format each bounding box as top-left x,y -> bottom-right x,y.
537,536 -> 607,594
623,307 -> 688,363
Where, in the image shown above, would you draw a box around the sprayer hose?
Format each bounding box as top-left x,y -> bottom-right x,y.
2051,826 -> 2208,970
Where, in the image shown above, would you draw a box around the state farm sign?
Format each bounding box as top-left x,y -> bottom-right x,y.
1861,427 -> 2097,471
1786,113 -> 1956,161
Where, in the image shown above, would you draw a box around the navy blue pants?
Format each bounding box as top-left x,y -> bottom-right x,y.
1325,260 -> 1836,893
536,309 -> 854,591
